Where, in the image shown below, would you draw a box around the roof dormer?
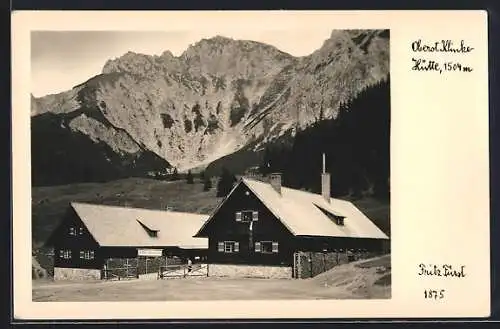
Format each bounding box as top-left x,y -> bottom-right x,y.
314,204 -> 345,226
137,219 -> 160,238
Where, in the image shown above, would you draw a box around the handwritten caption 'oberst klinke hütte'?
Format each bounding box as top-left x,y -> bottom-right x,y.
411,39 -> 474,74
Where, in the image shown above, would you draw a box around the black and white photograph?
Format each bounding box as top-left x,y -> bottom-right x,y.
30,27 -> 391,302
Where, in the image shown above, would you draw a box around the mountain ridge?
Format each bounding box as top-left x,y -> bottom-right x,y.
31,29 -> 389,184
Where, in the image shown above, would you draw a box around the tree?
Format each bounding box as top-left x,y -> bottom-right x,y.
274,77 -> 390,199
171,168 -> 179,181
216,167 -> 237,197
203,175 -> 212,191
186,170 -> 194,184
259,146 -> 272,176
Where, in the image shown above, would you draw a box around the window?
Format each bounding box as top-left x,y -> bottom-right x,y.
79,250 -> 95,260
235,210 -> 258,222
69,226 -> 85,236
59,249 -> 72,259
218,241 -> 239,253
255,241 -> 279,253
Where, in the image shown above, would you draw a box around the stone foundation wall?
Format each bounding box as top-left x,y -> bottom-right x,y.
138,272 -> 159,280
208,264 -> 292,279
54,267 -> 101,280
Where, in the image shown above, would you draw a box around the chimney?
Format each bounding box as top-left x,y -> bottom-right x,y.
269,173 -> 282,195
321,153 -> 331,203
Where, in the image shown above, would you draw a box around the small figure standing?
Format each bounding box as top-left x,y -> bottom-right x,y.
187,258 -> 193,273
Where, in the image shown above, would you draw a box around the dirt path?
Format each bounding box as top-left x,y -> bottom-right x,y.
32,256 -> 391,302
33,277 -> 352,301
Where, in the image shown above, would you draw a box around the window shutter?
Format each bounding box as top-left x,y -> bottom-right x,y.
272,242 -> 279,253
234,242 -> 240,252
252,211 -> 258,221
235,211 -> 242,222
217,242 -> 224,252
90,251 -> 95,259
255,242 -> 261,252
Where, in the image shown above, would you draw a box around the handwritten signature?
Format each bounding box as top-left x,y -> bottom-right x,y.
418,263 -> 466,278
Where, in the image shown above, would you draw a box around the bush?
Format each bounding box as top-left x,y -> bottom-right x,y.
186,170 -> 194,184
203,175 -> 212,191
216,167 -> 237,197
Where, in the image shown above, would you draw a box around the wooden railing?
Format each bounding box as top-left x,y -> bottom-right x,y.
102,266 -> 138,280
158,264 -> 208,279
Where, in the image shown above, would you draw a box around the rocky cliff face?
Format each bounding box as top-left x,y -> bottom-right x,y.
32,29 -> 389,180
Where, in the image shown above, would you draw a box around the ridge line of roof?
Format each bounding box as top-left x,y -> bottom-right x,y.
241,177 -> 352,204
70,202 -> 210,218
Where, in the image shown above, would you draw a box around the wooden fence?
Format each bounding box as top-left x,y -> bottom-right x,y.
102,263 -> 138,280
158,263 -> 209,279
103,257 -> 162,280
102,257 -> 208,280
293,250 -> 381,278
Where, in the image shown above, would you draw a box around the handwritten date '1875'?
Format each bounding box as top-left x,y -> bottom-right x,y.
424,289 -> 445,300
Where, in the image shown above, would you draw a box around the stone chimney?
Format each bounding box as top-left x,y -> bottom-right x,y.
321,153 -> 331,203
269,173 -> 282,195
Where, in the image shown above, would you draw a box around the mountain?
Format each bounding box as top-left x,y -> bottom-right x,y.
31,30 -> 389,185
206,77 -> 391,201
31,110 -> 170,186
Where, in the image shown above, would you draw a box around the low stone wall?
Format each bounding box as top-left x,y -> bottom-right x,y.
54,267 -> 101,280
138,272 -> 159,280
208,264 -> 292,279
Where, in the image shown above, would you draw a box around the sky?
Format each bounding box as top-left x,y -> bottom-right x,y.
31,29 -> 333,97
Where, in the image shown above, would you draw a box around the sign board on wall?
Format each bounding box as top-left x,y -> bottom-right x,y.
137,248 -> 163,257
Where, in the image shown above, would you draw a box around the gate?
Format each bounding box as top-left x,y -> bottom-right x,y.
102,258 -> 139,280
158,263 -> 209,279
137,256 -> 165,276
102,257 -> 209,280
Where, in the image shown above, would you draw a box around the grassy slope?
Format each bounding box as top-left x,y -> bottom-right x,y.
349,197 -> 391,236
309,254 -> 391,299
32,177 -> 221,247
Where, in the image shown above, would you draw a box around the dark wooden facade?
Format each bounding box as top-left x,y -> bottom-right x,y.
196,182 -> 385,267
46,207 -> 207,272
196,183 -> 295,266
47,207 -> 103,270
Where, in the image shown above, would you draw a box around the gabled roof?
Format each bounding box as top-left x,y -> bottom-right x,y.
71,202 -> 209,249
195,177 -> 389,240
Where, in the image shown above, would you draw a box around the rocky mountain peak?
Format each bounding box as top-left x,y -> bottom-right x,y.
32,29 -> 390,182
